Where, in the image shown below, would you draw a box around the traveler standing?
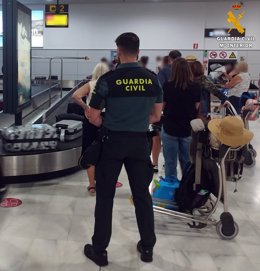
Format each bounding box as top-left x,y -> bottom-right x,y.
72,62 -> 109,195
190,61 -> 228,117
151,50 -> 182,173
139,56 -> 149,68
225,61 -> 251,113
162,58 -> 201,179
83,32 -> 163,266
158,50 -> 182,87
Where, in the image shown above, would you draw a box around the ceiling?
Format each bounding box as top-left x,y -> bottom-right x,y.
16,0 -> 260,4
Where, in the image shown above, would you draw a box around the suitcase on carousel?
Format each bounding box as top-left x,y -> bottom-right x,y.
53,120 -> 82,142
1,124 -> 59,153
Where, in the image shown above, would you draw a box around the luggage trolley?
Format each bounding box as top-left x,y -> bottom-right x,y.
153,103 -> 247,240
153,143 -> 241,240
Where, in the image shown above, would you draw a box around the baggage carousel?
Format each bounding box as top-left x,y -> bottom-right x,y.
0,138 -> 82,183
0,81 -> 86,183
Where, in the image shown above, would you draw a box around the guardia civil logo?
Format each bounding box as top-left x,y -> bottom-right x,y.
116,78 -> 153,92
227,1 -> 246,34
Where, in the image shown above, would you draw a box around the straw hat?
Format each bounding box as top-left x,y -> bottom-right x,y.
208,116 -> 253,148
185,55 -> 197,62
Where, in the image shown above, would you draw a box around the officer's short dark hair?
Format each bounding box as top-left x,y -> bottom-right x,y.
169,50 -> 182,60
115,32 -> 140,55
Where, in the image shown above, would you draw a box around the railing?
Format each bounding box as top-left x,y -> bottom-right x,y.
32,56 -> 90,107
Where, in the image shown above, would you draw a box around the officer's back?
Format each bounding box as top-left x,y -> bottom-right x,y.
90,56 -> 162,132
85,32 -> 163,267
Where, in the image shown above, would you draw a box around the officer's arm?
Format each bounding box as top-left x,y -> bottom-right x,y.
88,78 -> 108,127
149,80 -> 164,123
149,103 -> 163,123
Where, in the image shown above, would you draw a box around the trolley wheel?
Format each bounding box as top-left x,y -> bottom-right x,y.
216,213 -> 239,240
250,149 -> 257,158
248,144 -> 257,158
243,151 -> 256,168
244,156 -> 256,168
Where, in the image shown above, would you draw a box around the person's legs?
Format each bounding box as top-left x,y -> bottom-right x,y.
86,166 -> 96,194
91,139 -> 124,253
178,136 -> 192,175
83,118 -> 99,191
151,135 -> 161,168
161,128 -> 179,178
124,136 -> 156,261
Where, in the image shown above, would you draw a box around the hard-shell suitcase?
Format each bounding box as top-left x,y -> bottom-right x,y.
53,120 -> 82,142
1,124 -> 58,153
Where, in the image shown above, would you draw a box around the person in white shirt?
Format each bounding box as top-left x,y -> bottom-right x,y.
225,61 -> 251,113
73,62 -> 109,195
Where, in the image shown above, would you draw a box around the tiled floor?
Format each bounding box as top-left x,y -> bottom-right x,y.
1,122 -> 260,271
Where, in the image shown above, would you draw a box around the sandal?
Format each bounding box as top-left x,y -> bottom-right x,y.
116,182 -> 123,188
88,186 -> 96,196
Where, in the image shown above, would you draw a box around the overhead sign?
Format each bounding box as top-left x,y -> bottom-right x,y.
45,4 -> 69,14
229,52 -> 237,59
219,51 -> 228,59
209,51 -> 218,59
193,43 -> 199,49
205,28 -> 246,38
45,4 -> 69,28
208,51 -> 238,60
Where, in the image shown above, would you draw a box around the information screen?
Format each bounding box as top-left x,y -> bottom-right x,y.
45,13 -> 69,27
0,10 -> 43,47
17,5 -> 31,108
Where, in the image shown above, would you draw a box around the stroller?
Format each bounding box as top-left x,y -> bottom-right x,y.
153,104 -> 252,240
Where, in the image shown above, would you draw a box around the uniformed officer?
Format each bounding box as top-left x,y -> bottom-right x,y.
84,32 -> 163,267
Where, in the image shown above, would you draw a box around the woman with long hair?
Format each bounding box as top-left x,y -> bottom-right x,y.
189,61 -> 228,117
73,62 -> 109,195
161,58 -> 201,178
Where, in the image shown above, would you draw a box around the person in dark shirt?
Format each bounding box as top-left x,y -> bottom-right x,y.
152,50 -> 182,173
139,56 -> 149,68
162,58 -> 201,178
84,32 -> 163,267
157,50 -> 182,86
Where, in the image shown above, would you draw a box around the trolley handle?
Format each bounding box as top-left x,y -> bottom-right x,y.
222,101 -> 239,117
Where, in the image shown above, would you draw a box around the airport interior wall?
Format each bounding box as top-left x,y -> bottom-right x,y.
0,1 -> 260,81
29,1 -> 260,50
0,49 -> 259,81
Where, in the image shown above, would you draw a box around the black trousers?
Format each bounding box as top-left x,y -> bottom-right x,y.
92,132 -> 156,253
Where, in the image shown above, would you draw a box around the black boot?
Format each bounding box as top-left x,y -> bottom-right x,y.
84,244 -> 108,267
137,241 -> 153,263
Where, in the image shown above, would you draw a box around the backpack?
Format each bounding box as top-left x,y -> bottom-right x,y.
175,163 -> 212,213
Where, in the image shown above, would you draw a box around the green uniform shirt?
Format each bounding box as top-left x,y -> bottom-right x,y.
89,63 -> 163,132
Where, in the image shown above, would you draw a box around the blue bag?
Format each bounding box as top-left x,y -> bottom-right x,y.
152,177 -> 180,210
